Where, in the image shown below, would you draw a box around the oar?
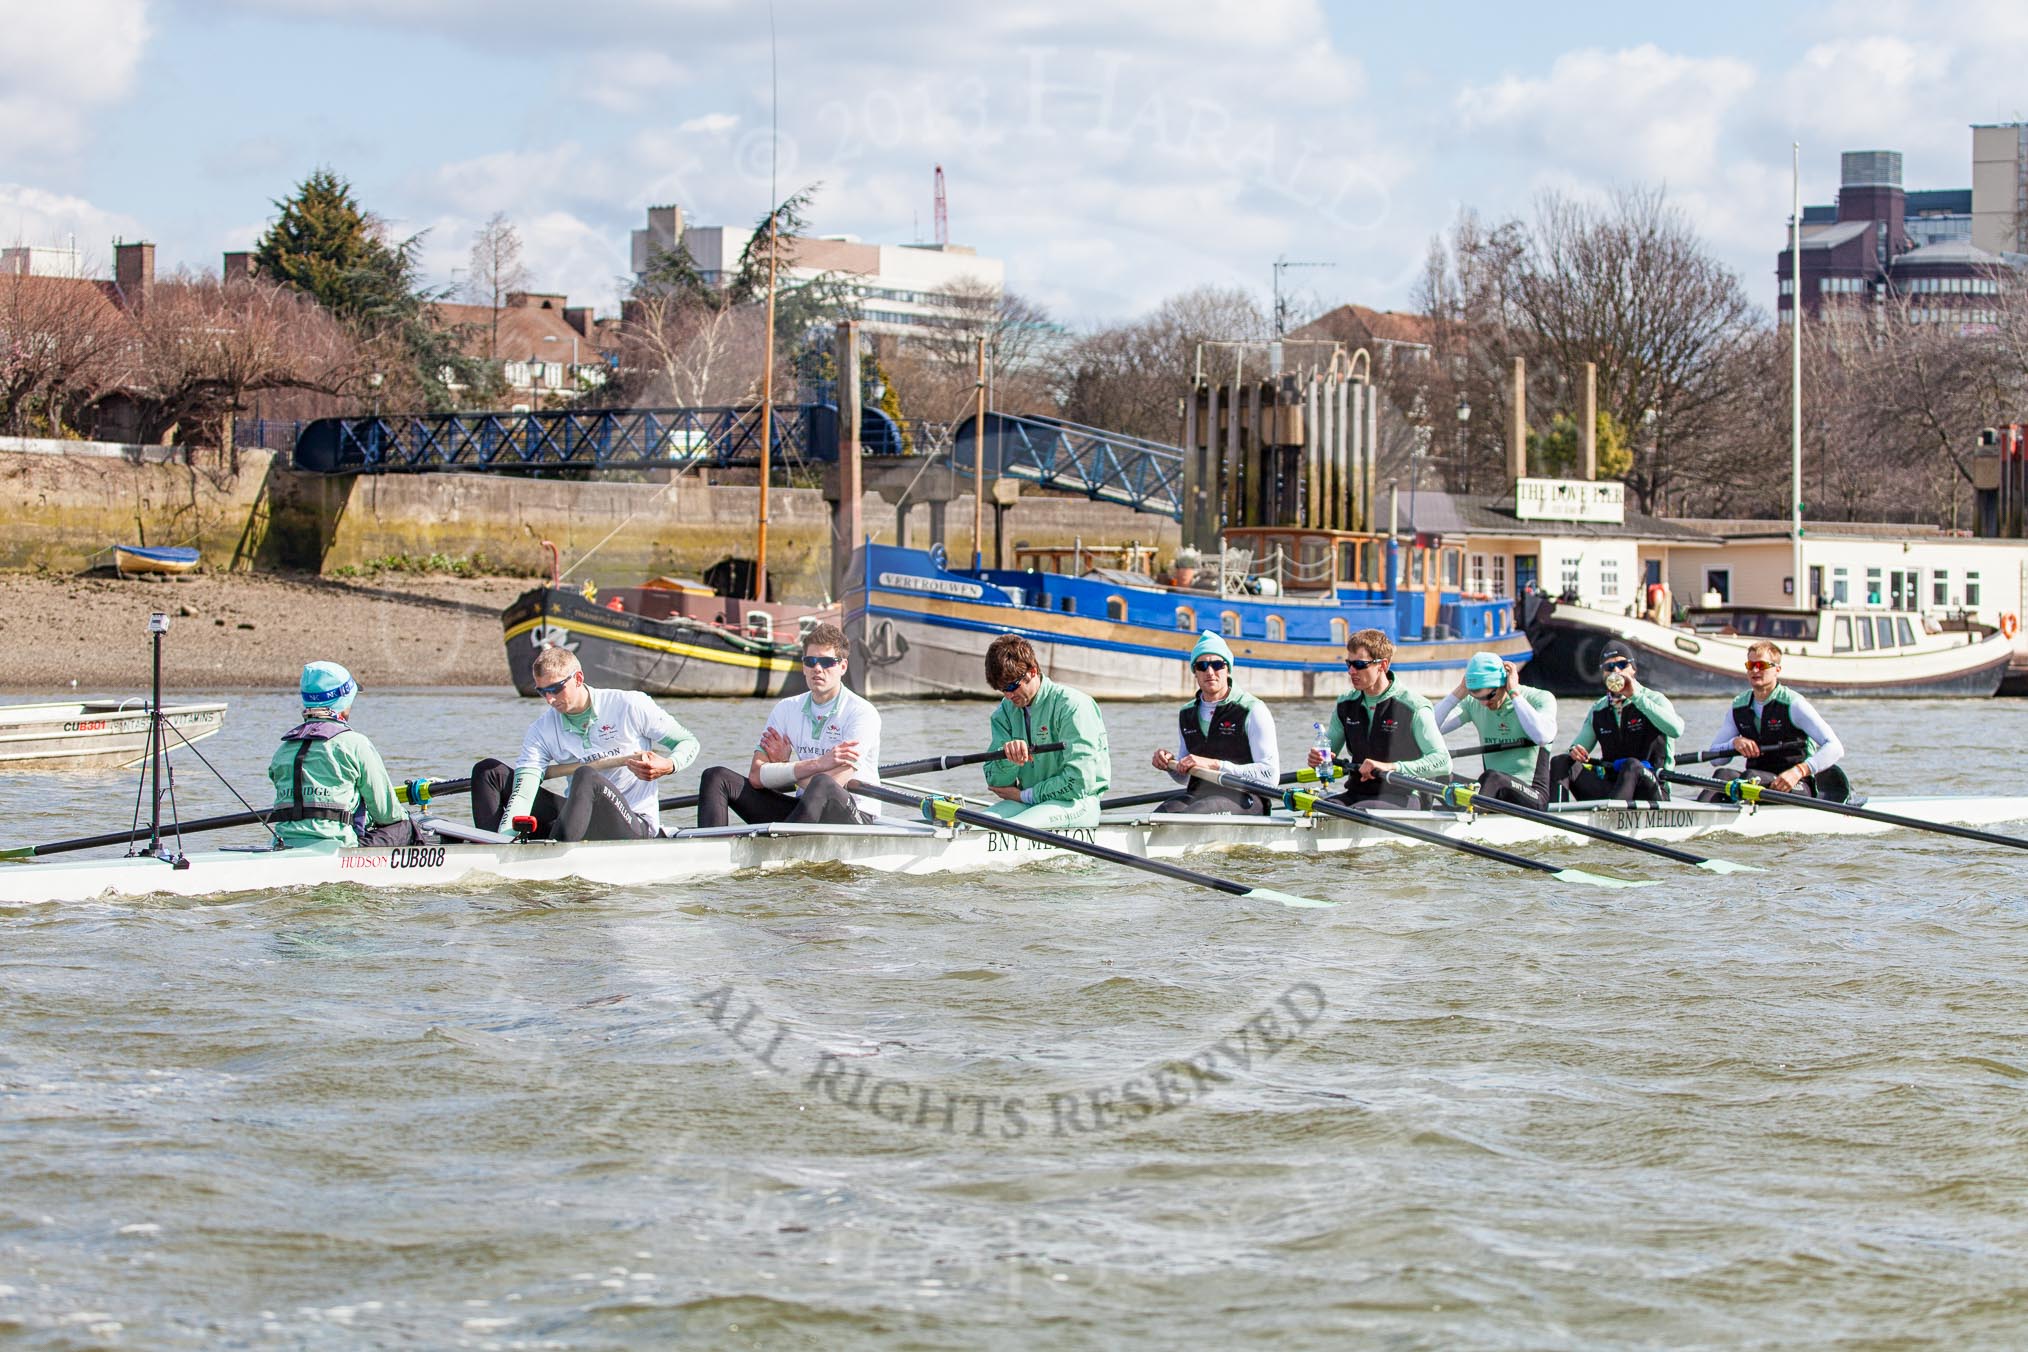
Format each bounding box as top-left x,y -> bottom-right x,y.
1449,740 -> 1803,766
880,743 -> 1064,779
1384,771 -> 1759,875
1664,771 -> 2028,852
656,744 -> 1067,815
847,780 -> 1334,910
1273,778 -> 1651,889
1,777 -> 476,861
1100,761 -> 1342,812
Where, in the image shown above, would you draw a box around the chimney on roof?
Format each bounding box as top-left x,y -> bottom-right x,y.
564,306 -> 595,338
222,251 -> 254,283
115,241 -> 155,312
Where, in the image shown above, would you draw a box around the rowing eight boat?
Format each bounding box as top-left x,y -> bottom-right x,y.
5,794 -> 2024,907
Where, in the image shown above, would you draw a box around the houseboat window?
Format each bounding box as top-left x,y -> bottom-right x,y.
1265,615 -> 1285,641
1220,611 -> 1241,638
1059,596 -> 1076,614
1967,571 -> 1982,606
1864,568 -> 1882,605
1875,617 -> 1896,648
1599,558 -> 1620,600
1833,616 -> 1853,652
1932,570 -> 1949,606
1897,617 -> 1916,646
1360,542 -> 1383,585
1411,551 -> 1427,587
1106,595 -> 1128,622
1175,605 -> 1195,631
1832,568 -> 1849,604
1339,543 -> 1358,582
1330,618 -> 1348,645
1855,617 -> 1874,651
1469,553 -> 1487,593
1299,537 -> 1329,578
1491,555 -> 1507,596
1442,549 -> 1462,588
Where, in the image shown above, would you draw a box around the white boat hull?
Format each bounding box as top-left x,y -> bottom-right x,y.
0,701 -> 229,770
6,796 -> 2025,907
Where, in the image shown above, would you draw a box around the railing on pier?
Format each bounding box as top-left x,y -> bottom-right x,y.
292,404 -> 908,474
951,411 -> 1186,521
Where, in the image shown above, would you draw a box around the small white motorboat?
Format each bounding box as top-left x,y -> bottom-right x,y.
0,699 -> 229,770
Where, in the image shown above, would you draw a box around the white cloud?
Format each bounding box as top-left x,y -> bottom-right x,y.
0,184 -> 147,268
1459,45 -> 1758,183
0,0 -> 150,153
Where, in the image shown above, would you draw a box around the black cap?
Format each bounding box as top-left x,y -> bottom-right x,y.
1600,643 -> 1632,663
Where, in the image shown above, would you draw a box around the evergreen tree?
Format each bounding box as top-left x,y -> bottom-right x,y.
252,169 -> 401,323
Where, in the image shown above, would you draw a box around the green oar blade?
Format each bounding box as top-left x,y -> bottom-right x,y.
0,844 -> 33,862
1240,886 -> 1337,910
1550,867 -> 1659,890
1693,857 -> 1762,875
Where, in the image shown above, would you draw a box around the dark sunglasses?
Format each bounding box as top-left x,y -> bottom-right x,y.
534,674 -> 578,696
999,677 -> 1028,694
1345,658 -> 1377,671
801,654 -> 841,669
1745,660 -> 1777,673
1602,659 -> 1632,673
1192,658 -> 1228,673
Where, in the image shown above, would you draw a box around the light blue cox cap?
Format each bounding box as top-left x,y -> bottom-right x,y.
1464,652 -> 1506,690
300,660 -> 358,711
1189,630 -> 1234,665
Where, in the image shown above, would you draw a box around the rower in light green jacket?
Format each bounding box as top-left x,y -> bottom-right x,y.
265,661 -> 428,848
980,634 -> 1111,829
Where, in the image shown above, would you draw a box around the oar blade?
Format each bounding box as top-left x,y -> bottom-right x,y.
0,845 -> 33,862
1550,867 -> 1657,890
1694,858 -> 1763,875
1241,885 -> 1337,910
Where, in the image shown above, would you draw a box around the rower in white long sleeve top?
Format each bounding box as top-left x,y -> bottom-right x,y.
1700,640 -> 1847,799
1149,631 -> 1281,814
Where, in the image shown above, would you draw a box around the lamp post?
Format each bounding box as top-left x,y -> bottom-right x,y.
1456,395 -> 1472,494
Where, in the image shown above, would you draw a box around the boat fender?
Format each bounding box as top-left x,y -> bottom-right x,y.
2002,612 -> 2018,639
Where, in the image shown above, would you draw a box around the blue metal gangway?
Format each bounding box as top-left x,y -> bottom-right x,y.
951,411 -> 1185,521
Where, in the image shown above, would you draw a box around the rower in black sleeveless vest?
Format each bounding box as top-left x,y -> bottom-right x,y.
1697,641 -> 1857,803
1551,644 -> 1684,805
1313,628 -> 1451,809
1150,632 -> 1281,814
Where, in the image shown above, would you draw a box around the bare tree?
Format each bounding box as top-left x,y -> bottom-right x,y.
1056,285 -> 1271,441
467,211 -> 529,361
124,269 -> 364,455
613,287 -> 767,407
0,271 -> 130,437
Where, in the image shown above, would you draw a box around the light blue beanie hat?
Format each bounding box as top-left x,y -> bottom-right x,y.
1188,630 -> 1234,666
300,660 -> 358,713
1464,651 -> 1506,690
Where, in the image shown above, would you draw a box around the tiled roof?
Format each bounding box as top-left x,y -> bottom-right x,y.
1287,303 -> 1436,350
1403,490 -> 1720,544
429,297 -> 615,365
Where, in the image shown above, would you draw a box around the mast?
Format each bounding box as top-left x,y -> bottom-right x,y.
754,212 -> 778,603
1790,142 -> 1803,604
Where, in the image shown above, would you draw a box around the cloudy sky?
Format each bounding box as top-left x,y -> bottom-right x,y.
3,0 -> 2023,326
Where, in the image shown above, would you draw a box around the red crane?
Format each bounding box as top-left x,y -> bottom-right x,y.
933,164 -> 948,247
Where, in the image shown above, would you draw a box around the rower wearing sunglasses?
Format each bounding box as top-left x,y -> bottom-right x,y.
471,645 -> 700,841
1308,628 -> 1450,808
1552,643 -> 1683,804
1432,652 -> 1557,808
1696,640 -> 1847,801
696,621 -> 883,828
982,634 -> 1111,828
1149,631 -> 1280,814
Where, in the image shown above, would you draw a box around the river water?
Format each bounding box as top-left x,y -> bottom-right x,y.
3,689 -> 2026,1349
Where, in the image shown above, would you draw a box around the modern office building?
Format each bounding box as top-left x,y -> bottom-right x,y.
1972,122 -> 2028,257
629,204 -> 1004,341
1777,141 -> 2017,327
